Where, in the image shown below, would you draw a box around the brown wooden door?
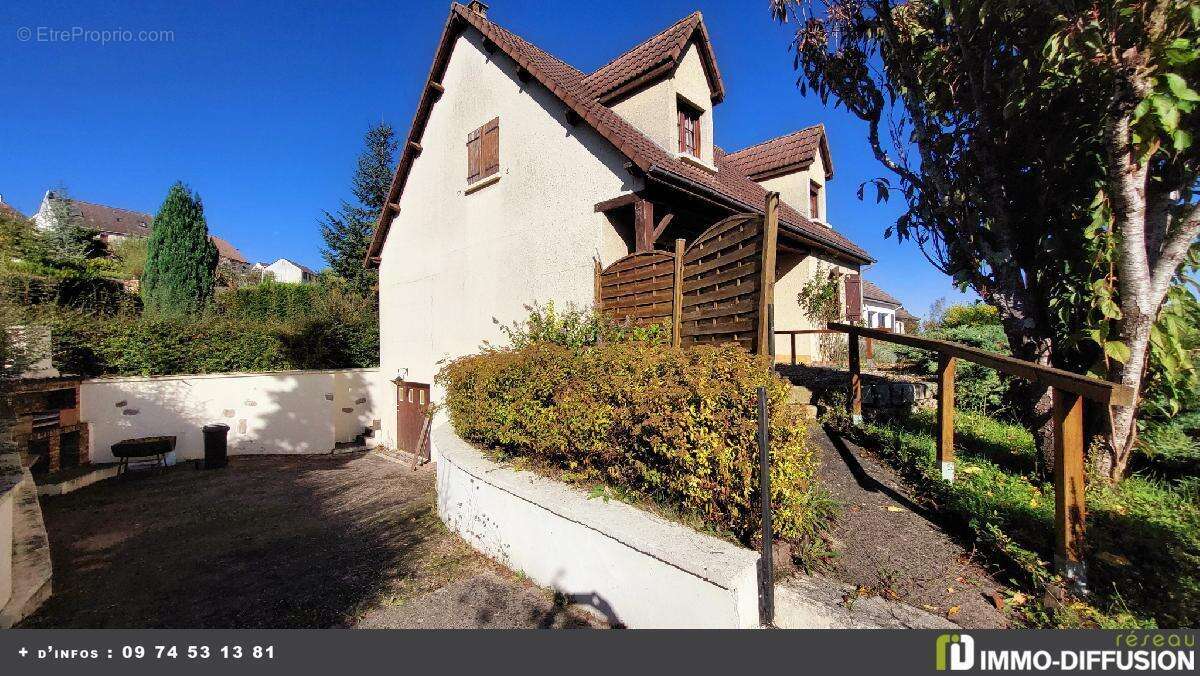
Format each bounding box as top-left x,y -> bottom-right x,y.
396,382 -> 430,454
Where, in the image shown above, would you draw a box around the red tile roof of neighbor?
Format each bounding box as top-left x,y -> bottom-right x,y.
52,196 -> 248,263
0,200 -> 25,221
722,124 -> 833,180
366,3 -> 872,265
862,279 -> 903,306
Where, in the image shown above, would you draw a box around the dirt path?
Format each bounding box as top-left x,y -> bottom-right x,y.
21,452 -> 602,629
810,425 -> 1011,628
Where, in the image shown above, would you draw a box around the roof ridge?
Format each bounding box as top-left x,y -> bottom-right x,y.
726,123 -> 824,158
584,12 -> 699,78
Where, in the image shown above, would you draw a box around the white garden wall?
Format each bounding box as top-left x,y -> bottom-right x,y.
434,425 -> 762,628
81,368 -> 383,464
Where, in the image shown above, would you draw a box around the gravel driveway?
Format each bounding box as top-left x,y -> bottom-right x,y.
21,451 -> 603,629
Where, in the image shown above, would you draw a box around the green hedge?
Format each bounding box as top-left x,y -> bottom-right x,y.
438,340 -> 830,552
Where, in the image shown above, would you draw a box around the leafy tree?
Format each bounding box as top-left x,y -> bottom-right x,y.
320,121 -> 397,295
140,183 -> 218,315
771,0 -> 1200,479
41,190 -> 103,263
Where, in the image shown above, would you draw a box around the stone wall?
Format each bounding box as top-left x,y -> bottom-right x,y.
779,364 -> 936,418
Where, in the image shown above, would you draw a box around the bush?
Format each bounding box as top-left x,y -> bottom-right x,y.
438,339 -> 832,557
495,300 -> 668,348
898,320 -> 1011,415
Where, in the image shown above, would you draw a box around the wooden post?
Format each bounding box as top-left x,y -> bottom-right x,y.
847,332 -> 862,424
1053,388 -> 1088,592
634,199 -> 655,252
671,239 -> 685,348
936,353 -> 957,481
790,333 -> 797,366
866,336 -> 874,360
593,258 -> 602,312
757,386 -> 774,626
756,193 -> 780,357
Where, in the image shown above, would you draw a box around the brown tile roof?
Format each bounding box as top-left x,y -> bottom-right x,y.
69,198 -> 153,237
50,194 -> 247,263
723,125 -> 833,180
580,12 -> 724,103
862,279 -> 903,306
210,235 -> 248,264
367,4 -> 870,265
0,200 -> 25,221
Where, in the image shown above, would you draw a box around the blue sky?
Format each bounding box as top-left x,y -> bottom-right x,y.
1,0 -> 972,316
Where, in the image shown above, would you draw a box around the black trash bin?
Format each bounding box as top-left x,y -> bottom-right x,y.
202,424 -> 230,469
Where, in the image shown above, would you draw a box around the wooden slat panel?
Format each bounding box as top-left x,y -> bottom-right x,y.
682,298 -> 757,322
684,319 -> 756,337
682,242 -> 761,280
683,220 -> 761,266
683,214 -> 760,263
598,250 -> 677,328
683,281 -> 758,307
682,259 -> 758,293
604,251 -> 674,275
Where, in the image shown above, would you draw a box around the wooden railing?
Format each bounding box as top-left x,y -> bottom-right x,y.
807,322 -> 1135,588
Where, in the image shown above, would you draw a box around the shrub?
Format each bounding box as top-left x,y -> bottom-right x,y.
495,300 -> 667,348
898,320 -> 1011,415
438,339 -> 831,556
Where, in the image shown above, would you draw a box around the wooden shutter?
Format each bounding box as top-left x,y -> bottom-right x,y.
480,117 -> 499,178
690,112 -> 701,157
809,182 -> 821,220
845,274 -> 862,322
466,127 -> 481,183
678,108 -> 687,153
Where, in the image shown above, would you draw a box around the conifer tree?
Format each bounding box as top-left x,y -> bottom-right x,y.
320,122 -> 396,295
141,182 -> 218,315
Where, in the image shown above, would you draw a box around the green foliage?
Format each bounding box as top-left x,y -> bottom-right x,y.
39,280 -> 378,377
496,301 -> 668,349
941,303 -> 1000,329
795,265 -> 846,362
855,410 -> 1198,628
42,190 -> 103,263
897,304 -> 1012,415
320,121 -> 397,295
107,237 -> 148,281
141,183 -> 218,315
438,337 -> 832,560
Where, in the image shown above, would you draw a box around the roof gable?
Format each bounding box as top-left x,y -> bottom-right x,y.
366,4 -> 870,266
862,279 -> 903,306
724,125 -> 834,181
580,12 -> 724,105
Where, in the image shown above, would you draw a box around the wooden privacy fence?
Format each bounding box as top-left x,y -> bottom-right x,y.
595,194 -> 781,353
823,321 -> 1136,587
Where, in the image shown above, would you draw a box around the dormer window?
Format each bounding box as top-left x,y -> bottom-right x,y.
809,180 -> 822,220
677,98 -> 702,158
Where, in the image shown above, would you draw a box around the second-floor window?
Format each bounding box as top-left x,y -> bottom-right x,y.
810,180 -> 822,220
677,100 -> 701,157
467,117 -> 500,184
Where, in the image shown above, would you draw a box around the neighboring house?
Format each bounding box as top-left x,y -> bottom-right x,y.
259,258 -> 317,284
30,191 -> 250,271
0,195 -> 26,221
366,3 -> 874,451
862,279 -> 918,334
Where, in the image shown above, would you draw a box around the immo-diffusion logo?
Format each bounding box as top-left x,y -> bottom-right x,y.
935,633 -> 1196,672
936,634 -> 975,671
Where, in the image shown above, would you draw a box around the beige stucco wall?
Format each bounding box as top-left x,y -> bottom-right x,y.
760,149 -> 828,225
375,28 -> 641,450
81,368 -> 382,463
609,40 -> 715,167
772,252 -> 857,363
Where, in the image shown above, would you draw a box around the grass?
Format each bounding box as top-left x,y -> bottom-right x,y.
844,408 -> 1199,628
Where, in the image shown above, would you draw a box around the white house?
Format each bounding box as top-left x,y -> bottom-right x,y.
861,279 -> 918,333
258,258 -> 317,284
365,2 -> 874,453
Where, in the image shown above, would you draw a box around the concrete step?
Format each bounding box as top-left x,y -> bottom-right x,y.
787,385 -> 814,406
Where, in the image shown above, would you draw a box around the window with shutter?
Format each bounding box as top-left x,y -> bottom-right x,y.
844,274 -> 863,322
466,117 -> 500,184
809,181 -> 822,220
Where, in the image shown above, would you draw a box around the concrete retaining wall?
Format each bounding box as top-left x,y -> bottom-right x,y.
81,368 -> 385,464
433,425 -> 762,628
0,487 -> 12,612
